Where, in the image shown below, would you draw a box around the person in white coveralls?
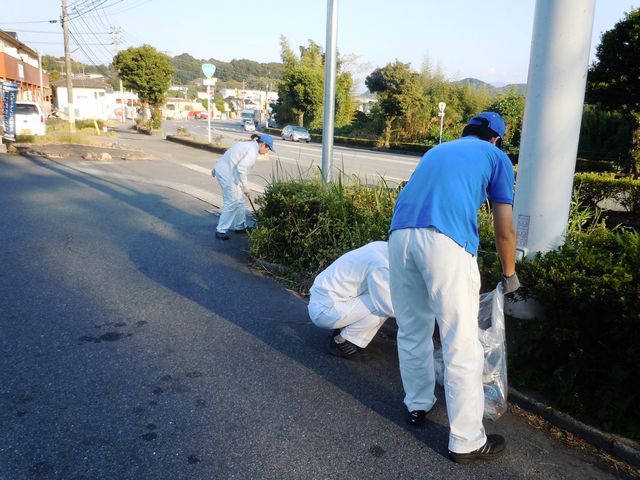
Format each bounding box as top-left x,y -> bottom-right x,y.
212,134 -> 275,240
307,241 -> 394,361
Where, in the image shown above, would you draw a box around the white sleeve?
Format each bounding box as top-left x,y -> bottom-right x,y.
367,267 -> 394,317
233,143 -> 255,187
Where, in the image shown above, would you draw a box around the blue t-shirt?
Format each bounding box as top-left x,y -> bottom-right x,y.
390,136 -> 514,255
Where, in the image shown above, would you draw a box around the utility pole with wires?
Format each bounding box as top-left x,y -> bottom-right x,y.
61,0 -> 75,132
111,26 -> 126,123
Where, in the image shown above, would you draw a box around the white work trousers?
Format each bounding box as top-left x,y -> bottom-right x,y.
388,227 -> 486,454
215,174 -> 246,233
308,294 -> 387,348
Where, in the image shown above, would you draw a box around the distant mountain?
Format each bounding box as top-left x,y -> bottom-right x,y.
454,77 -> 527,95
171,53 -> 283,89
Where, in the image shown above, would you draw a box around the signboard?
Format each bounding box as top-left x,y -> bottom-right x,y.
201,63 -> 216,79
1,81 -> 19,141
202,78 -> 217,86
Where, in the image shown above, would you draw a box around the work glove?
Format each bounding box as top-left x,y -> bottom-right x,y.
211,168 -> 216,178
501,272 -> 521,294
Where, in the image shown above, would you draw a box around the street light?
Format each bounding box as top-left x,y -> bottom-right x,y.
438,102 -> 446,144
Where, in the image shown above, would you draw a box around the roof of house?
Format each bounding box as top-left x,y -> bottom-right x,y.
53,77 -> 110,89
0,30 -> 38,59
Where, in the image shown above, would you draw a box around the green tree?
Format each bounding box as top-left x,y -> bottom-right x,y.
587,7 -> 640,174
365,61 -> 424,148
113,44 -> 175,107
486,90 -> 525,150
273,36 -> 354,129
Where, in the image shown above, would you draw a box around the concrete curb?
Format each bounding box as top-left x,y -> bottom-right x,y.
166,135 -> 227,154
508,387 -> 640,468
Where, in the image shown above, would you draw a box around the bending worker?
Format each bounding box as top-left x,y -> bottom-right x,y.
212,134 -> 275,240
388,112 -> 520,464
308,241 -> 394,361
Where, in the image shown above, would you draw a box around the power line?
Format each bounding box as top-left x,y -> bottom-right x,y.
8,29 -> 110,34
0,20 -> 58,25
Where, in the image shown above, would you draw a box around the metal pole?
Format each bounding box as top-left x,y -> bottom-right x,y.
513,0 -> 595,257
437,102 -> 446,144
61,0 -> 75,132
37,51 -> 44,107
321,0 -> 338,186
207,86 -> 211,143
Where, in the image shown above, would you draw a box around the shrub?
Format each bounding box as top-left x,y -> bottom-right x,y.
514,229 -> 640,439
574,173 -> 640,214
249,177 -> 398,291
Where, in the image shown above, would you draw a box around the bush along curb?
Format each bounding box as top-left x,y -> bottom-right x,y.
508,388 -> 640,468
249,257 -> 640,469
165,135 -> 227,155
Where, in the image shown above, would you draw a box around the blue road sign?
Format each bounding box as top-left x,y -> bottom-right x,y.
201,63 -> 216,78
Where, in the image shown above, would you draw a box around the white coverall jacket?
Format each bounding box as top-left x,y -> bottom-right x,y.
213,141 -> 259,233
307,241 -> 394,348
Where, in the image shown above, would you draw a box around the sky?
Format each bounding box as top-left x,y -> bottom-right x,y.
3,0 -> 639,89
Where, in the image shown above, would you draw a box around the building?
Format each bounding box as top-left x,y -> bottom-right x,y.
0,29 -> 51,111
54,77 -> 115,120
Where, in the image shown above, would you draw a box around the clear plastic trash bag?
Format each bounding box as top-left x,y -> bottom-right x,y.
434,283 -> 508,421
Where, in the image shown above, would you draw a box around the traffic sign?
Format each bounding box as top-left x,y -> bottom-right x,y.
201,63 -> 216,78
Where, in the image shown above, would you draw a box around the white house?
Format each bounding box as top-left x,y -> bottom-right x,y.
54,77 -> 112,120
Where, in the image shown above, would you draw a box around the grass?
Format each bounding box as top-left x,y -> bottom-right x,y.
16,118 -> 118,146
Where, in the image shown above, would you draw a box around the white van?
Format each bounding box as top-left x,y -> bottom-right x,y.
16,101 -> 47,136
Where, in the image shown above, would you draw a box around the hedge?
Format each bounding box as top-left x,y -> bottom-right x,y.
248,177 -> 640,441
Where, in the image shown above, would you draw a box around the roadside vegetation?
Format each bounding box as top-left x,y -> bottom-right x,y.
15,118 -> 117,146
248,167 -> 640,443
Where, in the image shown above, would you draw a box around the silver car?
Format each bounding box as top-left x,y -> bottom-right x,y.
281,125 -> 310,143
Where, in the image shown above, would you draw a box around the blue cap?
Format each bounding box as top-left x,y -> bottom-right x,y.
468,112 -> 506,139
258,134 -> 275,152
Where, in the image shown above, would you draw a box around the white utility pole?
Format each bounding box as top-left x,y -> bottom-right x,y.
37,51 -> 44,107
112,27 -> 126,123
61,0 -> 75,132
437,102 -> 446,144
513,0 -> 596,258
321,0 -> 338,186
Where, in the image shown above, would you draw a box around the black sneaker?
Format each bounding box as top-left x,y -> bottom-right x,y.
215,231 -> 230,240
406,409 -> 429,426
328,338 -> 370,361
448,434 -> 506,464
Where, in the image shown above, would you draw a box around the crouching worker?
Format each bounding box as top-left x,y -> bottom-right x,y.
307,241 -> 394,361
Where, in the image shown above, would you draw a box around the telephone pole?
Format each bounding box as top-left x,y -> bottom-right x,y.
61,0 -> 75,132
111,26 -> 126,123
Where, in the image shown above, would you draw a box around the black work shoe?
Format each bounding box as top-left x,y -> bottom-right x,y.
215,231 -> 230,240
448,434 -> 506,464
233,226 -> 254,234
328,338 -> 370,361
406,409 -> 429,426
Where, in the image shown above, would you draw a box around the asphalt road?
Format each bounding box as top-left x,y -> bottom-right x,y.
163,118 -> 421,188
0,132 -> 630,480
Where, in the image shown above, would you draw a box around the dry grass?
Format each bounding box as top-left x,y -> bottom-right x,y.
510,404 -> 640,479
17,119 -> 117,147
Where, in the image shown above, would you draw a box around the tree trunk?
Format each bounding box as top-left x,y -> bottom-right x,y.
383,118 -> 393,149
630,111 -> 640,178
297,113 -> 304,127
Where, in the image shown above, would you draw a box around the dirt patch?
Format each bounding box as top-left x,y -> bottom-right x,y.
11,143 -> 151,161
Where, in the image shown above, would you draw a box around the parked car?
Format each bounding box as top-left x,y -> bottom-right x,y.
281,125 -> 310,143
243,120 -> 256,132
15,101 -> 46,136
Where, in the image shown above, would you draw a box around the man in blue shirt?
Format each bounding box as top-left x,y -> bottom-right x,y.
388,112 -> 520,464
